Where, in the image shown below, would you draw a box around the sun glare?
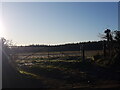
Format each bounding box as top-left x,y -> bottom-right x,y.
0,20 -> 5,37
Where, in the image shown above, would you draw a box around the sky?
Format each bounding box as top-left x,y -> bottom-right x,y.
1,2 -> 118,45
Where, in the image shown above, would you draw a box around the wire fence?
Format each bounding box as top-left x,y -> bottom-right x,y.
12,50 -> 103,61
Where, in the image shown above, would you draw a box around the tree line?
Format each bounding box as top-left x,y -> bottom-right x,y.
10,41 -> 103,53
1,29 -> 120,68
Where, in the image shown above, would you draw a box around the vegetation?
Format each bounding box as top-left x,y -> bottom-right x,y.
2,29 -> 120,88
93,30 -> 120,69
11,41 -> 103,53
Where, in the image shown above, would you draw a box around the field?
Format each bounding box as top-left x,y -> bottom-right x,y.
11,50 -> 120,88
15,50 -> 103,59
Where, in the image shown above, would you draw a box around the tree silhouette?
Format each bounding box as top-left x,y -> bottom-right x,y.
100,29 -> 120,66
104,29 -> 111,57
114,30 -> 120,54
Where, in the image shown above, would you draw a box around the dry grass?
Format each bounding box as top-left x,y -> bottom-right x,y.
16,50 -> 103,60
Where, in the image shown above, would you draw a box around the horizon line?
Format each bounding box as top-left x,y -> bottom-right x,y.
13,40 -> 103,46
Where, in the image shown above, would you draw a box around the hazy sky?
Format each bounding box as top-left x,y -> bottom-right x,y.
1,2 -> 118,45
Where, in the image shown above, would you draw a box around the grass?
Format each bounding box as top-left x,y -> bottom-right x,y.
13,51 -> 120,88
18,69 -> 40,79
